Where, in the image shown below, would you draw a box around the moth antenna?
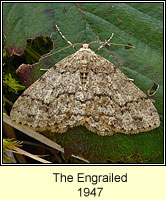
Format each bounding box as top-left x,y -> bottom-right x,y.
89,34 -> 135,51
95,33 -> 114,52
56,24 -> 77,51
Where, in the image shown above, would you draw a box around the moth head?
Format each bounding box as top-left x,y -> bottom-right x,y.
82,44 -> 91,49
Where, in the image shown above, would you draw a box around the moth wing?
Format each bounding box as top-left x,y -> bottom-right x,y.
10,53 -> 83,132
85,55 -> 160,135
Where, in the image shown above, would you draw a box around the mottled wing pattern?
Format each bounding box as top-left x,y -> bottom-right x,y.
10,46 -> 160,136
10,53 -> 82,132
85,54 -> 160,135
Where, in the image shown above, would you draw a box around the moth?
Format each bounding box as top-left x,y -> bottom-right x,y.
10,27 -> 160,136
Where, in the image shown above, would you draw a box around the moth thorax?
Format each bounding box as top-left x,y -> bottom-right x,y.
80,59 -> 88,66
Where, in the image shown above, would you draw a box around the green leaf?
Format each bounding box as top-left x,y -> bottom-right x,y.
3,73 -> 25,94
3,2 -> 163,163
3,138 -> 22,163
